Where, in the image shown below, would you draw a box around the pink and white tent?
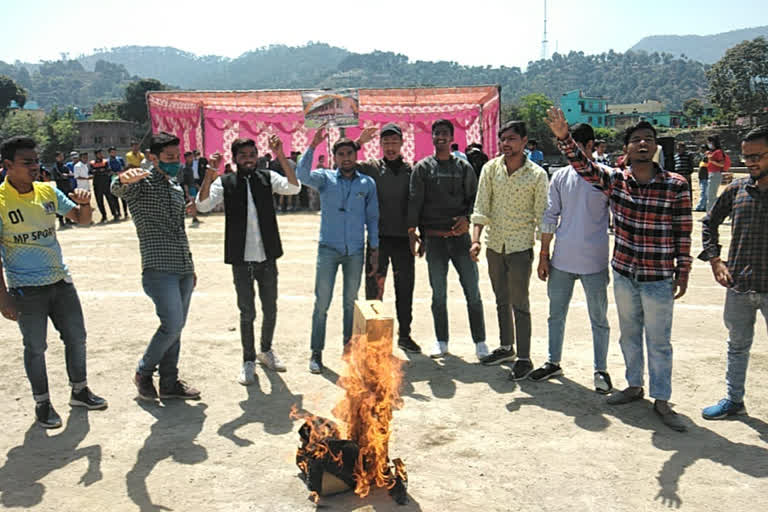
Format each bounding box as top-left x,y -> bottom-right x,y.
147,86 -> 500,166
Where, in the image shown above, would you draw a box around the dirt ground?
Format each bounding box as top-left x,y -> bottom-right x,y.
0,183 -> 766,512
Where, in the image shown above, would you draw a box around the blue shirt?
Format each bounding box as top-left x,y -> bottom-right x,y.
541,165 -> 610,275
529,149 -> 544,166
297,147 -> 379,254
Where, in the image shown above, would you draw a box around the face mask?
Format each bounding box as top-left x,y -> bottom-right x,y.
158,161 -> 181,177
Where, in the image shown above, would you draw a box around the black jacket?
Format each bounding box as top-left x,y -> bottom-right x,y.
358,157 -> 411,238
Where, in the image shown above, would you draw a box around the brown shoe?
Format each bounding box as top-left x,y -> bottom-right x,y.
134,373 -> 158,401
159,379 -> 200,400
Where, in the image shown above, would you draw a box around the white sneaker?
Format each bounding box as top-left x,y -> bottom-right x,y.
257,350 -> 287,372
238,361 -> 256,385
475,342 -> 490,361
429,341 -> 449,359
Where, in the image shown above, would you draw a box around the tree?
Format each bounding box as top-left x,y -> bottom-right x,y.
0,75 -> 26,118
517,93 -> 554,141
682,98 -> 705,126
39,107 -> 78,162
0,111 -> 48,149
707,37 -> 768,123
91,101 -> 122,120
118,79 -> 167,124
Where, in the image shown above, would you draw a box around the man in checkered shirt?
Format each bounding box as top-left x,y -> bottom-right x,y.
546,108 -> 692,432
699,125 -> 768,421
111,132 -> 201,403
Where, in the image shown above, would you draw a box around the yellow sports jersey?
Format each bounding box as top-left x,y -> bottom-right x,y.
125,151 -> 145,169
0,181 -> 75,287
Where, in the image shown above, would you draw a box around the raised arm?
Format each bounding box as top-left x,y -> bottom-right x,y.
269,135 -> 299,186
545,107 -> 613,193
296,127 -> 329,191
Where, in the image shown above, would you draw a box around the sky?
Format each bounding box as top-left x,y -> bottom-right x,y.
2,0 -> 768,69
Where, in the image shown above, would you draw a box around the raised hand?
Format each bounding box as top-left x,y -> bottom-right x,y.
268,135 -> 284,156
68,188 -> 92,205
311,124 -> 328,148
119,168 -> 151,185
545,107 -> 570,140
208,152 -> 222,170
357,126 -> 378,146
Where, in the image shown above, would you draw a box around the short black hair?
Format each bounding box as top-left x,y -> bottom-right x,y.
94,148 -> 103,155
432,119 -> 454,136
184,151 -> 193,157
499,120 -> 527,139
450,143 -> 459,151
108,146 -> 117,151
595,139 -> 606,146
570,123 -> 595,146
149,131 -> 180,155
55,151 -> 63,157
79,151 -> 88,157
1,136 -> 36,162
231,138 -> 257,159
130,139 -> 139,145
743,125 -> 768,145
623,121 -> 657,145
332,137 -> 357,155
528,140 -> 538,146
707,134 -> 721,149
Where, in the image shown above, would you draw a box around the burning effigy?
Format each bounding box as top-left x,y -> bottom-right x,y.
291,301 -> 408,505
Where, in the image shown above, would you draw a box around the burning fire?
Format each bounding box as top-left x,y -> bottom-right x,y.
292,329 -> 408,503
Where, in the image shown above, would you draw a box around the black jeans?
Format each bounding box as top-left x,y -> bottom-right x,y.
93,173 -> 119,220
232,260 -> 278,361
365,237 -> 415,339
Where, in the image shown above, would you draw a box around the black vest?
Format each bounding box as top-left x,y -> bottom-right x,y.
221,170 -> 283,264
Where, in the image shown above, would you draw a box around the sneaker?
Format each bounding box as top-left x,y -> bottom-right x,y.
69,387 -> 108,410
257,350 -> 287,372
509,359 -> 534,381
702,398 -> 747,420
606,386 -> 644,405
159,380 -> 201,400
475,342 -> 490,361
397,337 -> 422,354
134,372 -> 158,401
594,371 -> 613,394
309,351 -> 323,374
654,401 -> 687,432
529,362 -> 563,381
480,347 -> 516,366
35,400 -> 62,429
429,341 -> 449,359
238,361 -> 257,386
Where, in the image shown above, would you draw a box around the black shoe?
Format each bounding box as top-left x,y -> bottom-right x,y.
159,380 -> 201,400
481,347 -> 516,366
70,387 -> 108,410
509,359 -> 535,381
398,337 -> 422,353
606,386 -> 644,405
134,372 -> 158,401
309,351 -> 323,374
35,400 -> 62,429
594,371 -> 613,394
529,362 -> 563,381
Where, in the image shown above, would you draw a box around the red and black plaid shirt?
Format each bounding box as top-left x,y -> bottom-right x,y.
558,136 -> 692,282
700,177 -> 768,292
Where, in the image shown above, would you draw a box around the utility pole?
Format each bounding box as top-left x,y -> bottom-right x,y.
541,0 -> 549,60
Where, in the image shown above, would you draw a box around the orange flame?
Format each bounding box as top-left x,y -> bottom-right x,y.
332,331 -> 405,497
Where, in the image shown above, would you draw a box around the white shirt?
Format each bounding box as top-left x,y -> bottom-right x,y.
74,161 -> 91,190
192,159 -> 200,181
196,171 -> 301,262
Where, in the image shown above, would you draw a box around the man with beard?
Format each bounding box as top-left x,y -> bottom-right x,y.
196,135 -> 300,383
470,121 -> 549,379
354,123 -> 420,353
700,125 -> 768,420
546,108 -> 692,432
408,119 -> 487,360
112,132 -> 201,402
297,126 -> 379,374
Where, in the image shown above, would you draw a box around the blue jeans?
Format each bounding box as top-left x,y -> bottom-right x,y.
12,280 -> 87,402
696,179 -> 708,210
310,245 -> 364,352
723,289 -> 768,403
425,234 -> 485,343
612,271 -> 675,400
138,271 -> 195,386
547,266 -> 610,371
707,172 -> 722,212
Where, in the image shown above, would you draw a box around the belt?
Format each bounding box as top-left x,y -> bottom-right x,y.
424,228 -> 462,238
